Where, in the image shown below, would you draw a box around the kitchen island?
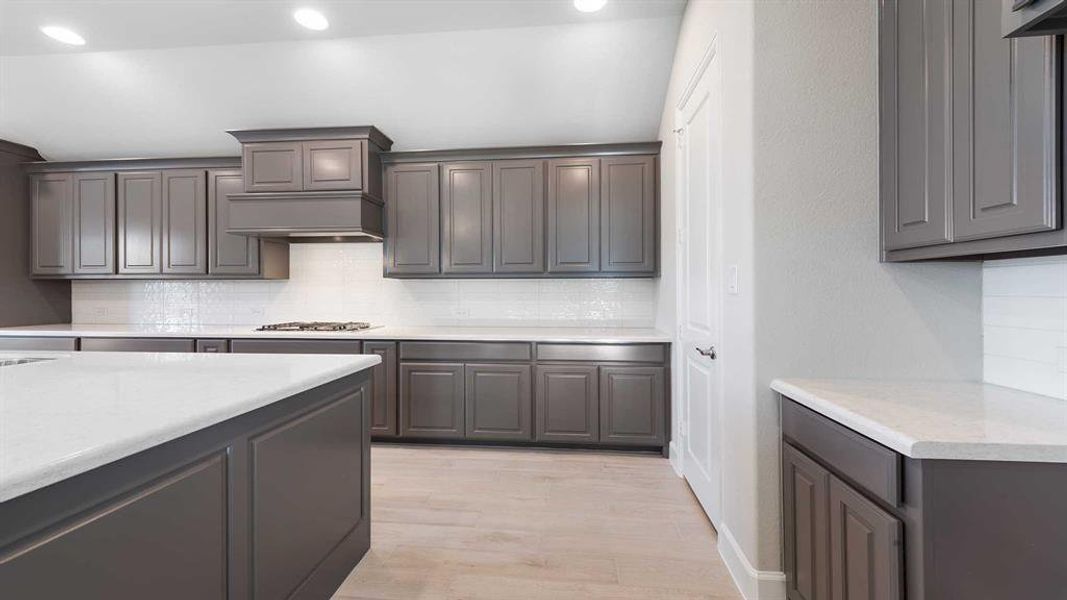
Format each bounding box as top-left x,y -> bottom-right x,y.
0,350 -> 380,600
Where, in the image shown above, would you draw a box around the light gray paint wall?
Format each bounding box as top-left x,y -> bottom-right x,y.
0,17 -> 680,160
751,0 -> 981,572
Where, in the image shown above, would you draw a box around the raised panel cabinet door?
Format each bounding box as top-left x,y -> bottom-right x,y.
783,442 -> 831,600
31,173 -> 74,275
385,163 -> 441,274
441,162 -> 493,273
208,169 -> 260,275
879,0 -> 953,250
952,0 -> 1060,242
493,159 -> 545,273
72,172 -> 116,274
117,171 -> 163,274
400,362 -> 464,439
535,365 -> 599,443
599,366 -> 664,446
365,341 -> 399,437
162,169 -> 207,274
303,139 -> 364,191
601,156 -> 656,273
828,475 -> 903,600
547,158 -> 601,272
242,141 -> 302,192
465,364 -> 532,441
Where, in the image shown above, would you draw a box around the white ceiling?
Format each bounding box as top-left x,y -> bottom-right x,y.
0,0 -> 685,56
0,1 -> 683,160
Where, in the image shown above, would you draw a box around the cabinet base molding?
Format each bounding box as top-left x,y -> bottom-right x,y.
370,437 -> 666,454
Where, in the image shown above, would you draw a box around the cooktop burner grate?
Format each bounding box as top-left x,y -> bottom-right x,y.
256,321 -> 373,332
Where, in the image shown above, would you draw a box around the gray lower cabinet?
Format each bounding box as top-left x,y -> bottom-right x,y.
441,162 -> 492,274
73,172 -> 116,275
400,362 -> 465,439
195,339 -> 229,353
365,341 -> 399,437
385,163 -> 441,274
117,171 -> 163,274
601,156 -> 656,273
465,363 -> 532,441
0,337 -> 77,351
208,169 -> 260,275
229,339 -> 362,354
161,170 -> 207,274
828,475 -> 902,600
599,366 -> 664,446
493,159 -> 545,273
31,173 -> 74,275
535,365 -> 599,443
80,337 -> 195,352
547,158 -> 601,273
782,442 -> 830,600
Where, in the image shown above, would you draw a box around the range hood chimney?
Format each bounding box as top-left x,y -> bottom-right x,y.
225,126 -> 392,242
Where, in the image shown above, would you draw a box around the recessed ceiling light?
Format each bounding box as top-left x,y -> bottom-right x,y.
574,0 -> 607,13
293,8 -> 329,31
40,25 -> 86,46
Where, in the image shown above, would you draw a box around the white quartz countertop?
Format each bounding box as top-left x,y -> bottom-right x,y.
0,351 -> 380,503
772,378 -> 1067,463
0,323 -> 672,344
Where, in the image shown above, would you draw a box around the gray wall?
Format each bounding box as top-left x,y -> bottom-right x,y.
0,140 -> 71,326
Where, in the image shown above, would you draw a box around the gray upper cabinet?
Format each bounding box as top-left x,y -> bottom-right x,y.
385,163 -> 441,274
31,173 -> 74,275
535,365 -> 599,443
117,171 -> 163,274
952,0 -> 1059,242
598,366 -> 664,446
242,142 -> 302,193
302,139 -> 363,191
208,169 -> 260,275
547,158 -> 601,273
465,364 -> 532,441
828,475 -> 902,600
400,362 -> 465,439
879,0 -> 953,251
73,173 -> 116,275
162,170 -> 207,274
493,160 -> 545,273
601,156 -> 656,273
441,162 -> 493,274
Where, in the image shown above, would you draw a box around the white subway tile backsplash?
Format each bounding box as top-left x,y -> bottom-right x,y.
71,244 -> 656,329
983,256 -> 1067,400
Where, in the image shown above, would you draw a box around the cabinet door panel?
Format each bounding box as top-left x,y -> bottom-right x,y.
118,172 -> 163,274
599,366 -> 664,446
829,475 -> 902,600
601,156 -> 656,273
880,0 -> 953,250
783,443 -> 830,600
303,139 -> 363,191
31,173 -> 74,275
465,364 -> 532,441
441,162 -> 493,273
365,341 -> 399,437
162,170 -> 207,274
208,169 -> 259,275
401,362 -> 464,439
547,158 -> 600,272
73,173 -> 115,274
952,0 -> 1060,241
243,142 -> 302,192
385,163 -> 441,274
493,160 -> 545,273
535,365 -> 598,443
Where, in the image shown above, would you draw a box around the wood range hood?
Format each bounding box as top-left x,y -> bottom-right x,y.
226,126 -> 391,243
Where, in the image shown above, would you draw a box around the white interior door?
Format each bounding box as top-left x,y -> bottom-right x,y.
676,41 -> 724,527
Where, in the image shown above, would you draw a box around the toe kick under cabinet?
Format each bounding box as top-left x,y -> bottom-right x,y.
780,396 -> 1067,600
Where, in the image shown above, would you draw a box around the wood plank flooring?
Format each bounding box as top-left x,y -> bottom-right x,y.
332,444 -> 743,600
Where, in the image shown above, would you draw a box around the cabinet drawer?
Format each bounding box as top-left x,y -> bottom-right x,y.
0,337 -> 77,351
81,338 -> 195,353
195,339 -> 230,353
399,341 -> 531,362
536,343 -> 665,363
781,398 -> 901,506
229,339 -> 362,354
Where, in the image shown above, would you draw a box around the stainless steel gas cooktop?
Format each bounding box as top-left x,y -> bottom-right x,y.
256,321 -> 374,332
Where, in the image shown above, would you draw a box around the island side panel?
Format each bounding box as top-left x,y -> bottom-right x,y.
0,370 -> 372,600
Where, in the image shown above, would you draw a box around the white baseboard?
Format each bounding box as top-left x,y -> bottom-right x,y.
718,525 -> 786,600
669,440 -> 684,476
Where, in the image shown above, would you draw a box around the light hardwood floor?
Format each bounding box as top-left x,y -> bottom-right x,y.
332,444 -> 743,600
